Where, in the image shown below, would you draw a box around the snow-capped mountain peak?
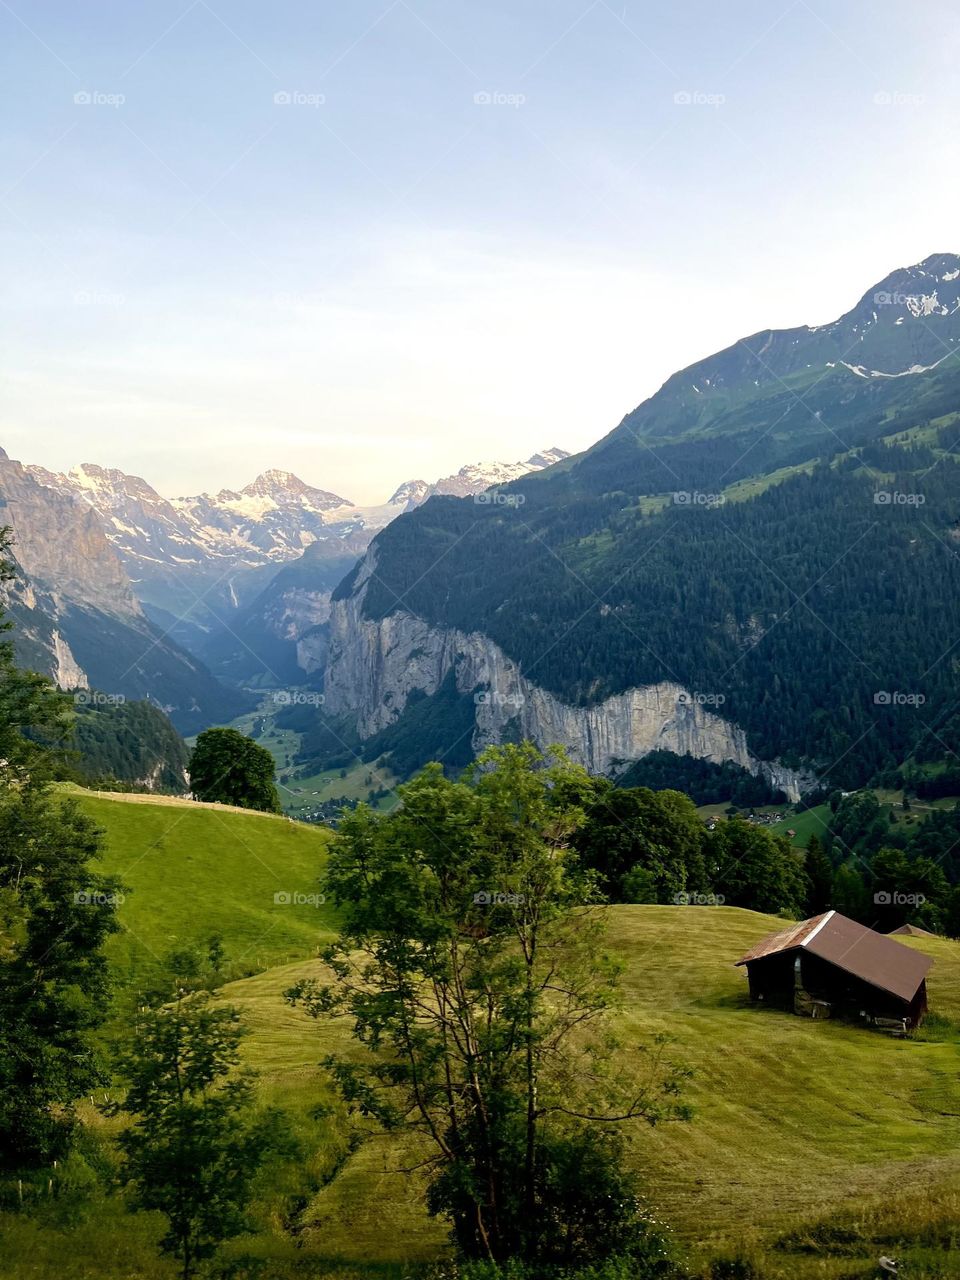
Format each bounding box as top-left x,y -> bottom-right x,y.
389,447 -> 571,506
23,445 -> 572,626
238,469 -> 350,508
386,478 -> 431,509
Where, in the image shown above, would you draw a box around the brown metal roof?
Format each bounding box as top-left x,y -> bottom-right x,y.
735,910 -> 933,1004
735,912 -> 834,963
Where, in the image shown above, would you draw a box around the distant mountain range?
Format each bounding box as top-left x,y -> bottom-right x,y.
4,446 -> 570,717
29,448 -> 569,624
194,448 -> 571,686
26,462 -> 378,653
322,253 -> 960,791
18,252 -> 960,793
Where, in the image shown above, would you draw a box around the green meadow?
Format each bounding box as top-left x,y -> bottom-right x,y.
4,790 -> 960,1279
66,788 -> 337,992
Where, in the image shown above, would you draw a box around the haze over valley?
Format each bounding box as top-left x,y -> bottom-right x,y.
4,5 -> 960,1279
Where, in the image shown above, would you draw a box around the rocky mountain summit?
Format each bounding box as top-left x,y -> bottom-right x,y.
397,448 -> 570,502
0,451 -> 247,731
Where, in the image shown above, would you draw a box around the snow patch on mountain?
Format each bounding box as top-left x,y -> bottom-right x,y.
840,347 -> 960,379
387,447 -> 570,506
24,447 -> 572,639
905,291 -> 949,318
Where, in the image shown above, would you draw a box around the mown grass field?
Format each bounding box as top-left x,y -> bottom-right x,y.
5,792 -> 960,1279
206,905 -> 960,1276
67,789 -> 336,993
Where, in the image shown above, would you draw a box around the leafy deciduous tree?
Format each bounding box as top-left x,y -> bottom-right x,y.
571,780 -> 707,904
708,819 -> 807,916
0,529 -> 123,1168
189,727 -> 281,813
286,744 -> 690,1267
110,990 -> 292,1280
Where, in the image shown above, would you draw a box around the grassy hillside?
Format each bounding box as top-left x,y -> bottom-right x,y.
771,794 -> 960,848
67,788 -> 336,994
771,803 -> 833,845
606,908 -> 960,1260
212,905 -> 960,1275
7,796 -> 960,1277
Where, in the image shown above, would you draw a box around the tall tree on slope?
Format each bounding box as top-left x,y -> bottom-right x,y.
287,744 -> 690,1269
189,727 -> 281,814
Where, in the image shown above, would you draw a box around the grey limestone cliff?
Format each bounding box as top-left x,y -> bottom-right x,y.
323,548 -> 813,800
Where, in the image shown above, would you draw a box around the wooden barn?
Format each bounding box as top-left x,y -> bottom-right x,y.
890,923 -> 937,939
735,910 -> 932,1032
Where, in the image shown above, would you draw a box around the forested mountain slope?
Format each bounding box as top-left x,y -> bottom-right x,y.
327,254 -> 960,786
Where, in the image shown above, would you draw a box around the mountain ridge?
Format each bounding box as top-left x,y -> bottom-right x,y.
322,252 -> 960,788
606,250 -> 960,449
24,446 -> 571,686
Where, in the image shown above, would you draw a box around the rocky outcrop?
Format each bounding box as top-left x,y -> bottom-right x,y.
323,549 -> 813,800
296,625 -> 330,675
0,573 -> 90,689
0,453 -> 140,619
0,452 -> 250,730
50,628 -> 88,689
259,586 -> 333,645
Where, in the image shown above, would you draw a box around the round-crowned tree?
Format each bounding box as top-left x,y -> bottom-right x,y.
189,727 -> 281,814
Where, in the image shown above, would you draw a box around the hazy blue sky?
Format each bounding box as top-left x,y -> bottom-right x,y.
2,0 -> 958,501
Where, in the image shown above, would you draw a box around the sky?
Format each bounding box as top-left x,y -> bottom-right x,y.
2,1 -> 959,503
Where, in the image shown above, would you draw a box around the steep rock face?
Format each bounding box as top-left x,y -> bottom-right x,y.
296,626 -> 329,675
0,574 -> 90,688
260,586 -> 333,643
0,453 -> 250,730
323,549 -> 811,800
50,627 -> 88,688
1,455 -> 141,619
